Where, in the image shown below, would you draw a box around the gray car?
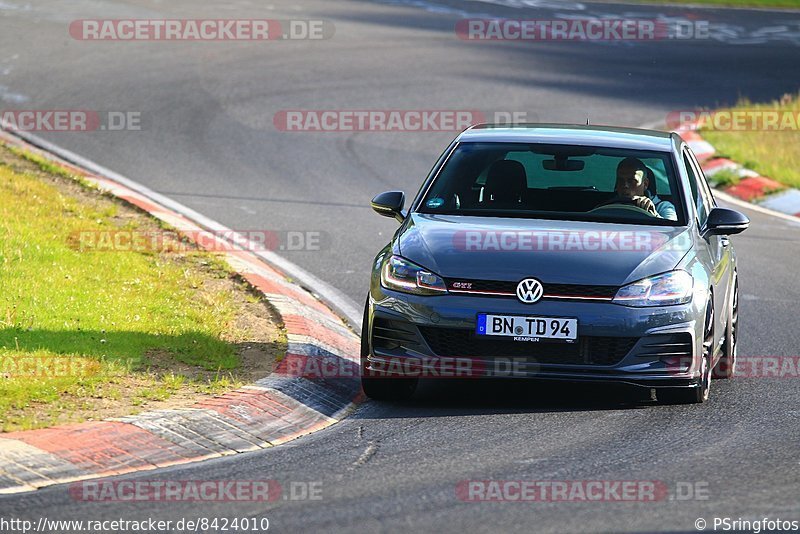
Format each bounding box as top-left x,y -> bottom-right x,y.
362,125 -> 749,404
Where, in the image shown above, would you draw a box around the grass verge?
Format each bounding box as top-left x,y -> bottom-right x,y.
700,93 -> 800,189
0,143 -> 285,431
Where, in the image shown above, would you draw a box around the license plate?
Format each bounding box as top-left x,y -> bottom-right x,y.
476,314 -> 577,341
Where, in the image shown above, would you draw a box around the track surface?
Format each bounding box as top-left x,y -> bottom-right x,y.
1,0 -> 799,532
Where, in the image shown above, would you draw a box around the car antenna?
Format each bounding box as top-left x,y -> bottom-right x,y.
586,117 -> 590,125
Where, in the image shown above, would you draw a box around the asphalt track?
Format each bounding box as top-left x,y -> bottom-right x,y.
1,0 -> 799,532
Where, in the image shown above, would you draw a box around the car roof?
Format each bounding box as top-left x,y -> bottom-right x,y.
457,124 -> 675,152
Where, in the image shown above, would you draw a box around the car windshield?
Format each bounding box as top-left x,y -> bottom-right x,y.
418,142 -> 685,226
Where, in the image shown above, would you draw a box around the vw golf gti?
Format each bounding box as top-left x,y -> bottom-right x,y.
362,125 -> 749,404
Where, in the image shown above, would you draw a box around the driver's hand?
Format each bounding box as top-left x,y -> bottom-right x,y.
631,196 -> 659,216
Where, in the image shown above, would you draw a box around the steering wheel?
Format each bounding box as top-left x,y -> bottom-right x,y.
589,197 -> 657,217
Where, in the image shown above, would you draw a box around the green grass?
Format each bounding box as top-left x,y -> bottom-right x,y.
0,149 -> 244,430
708,168 -> 741,187
700,93 -> 800,189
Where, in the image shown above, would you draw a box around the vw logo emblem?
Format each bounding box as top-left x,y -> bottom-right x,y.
516,278 -> 544,304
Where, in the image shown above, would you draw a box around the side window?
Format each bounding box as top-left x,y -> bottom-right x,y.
687,149 -> 716,210
683,150 -> 709,225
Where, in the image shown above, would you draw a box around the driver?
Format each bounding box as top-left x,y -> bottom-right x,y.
611,158 -> 659,217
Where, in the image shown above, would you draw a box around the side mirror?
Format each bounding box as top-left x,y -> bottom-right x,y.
705,207 -> 750,236
371,191 -> 406,223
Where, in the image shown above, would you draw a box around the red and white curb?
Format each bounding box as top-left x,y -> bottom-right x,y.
677,128 -> 800,218
0,130 -> 363,494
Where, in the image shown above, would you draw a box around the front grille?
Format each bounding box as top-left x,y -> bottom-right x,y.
418,326 -> 637,366
445,279 -> 618,300
545,283 -> 617,299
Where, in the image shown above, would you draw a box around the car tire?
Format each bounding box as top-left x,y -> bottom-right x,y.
360,297 -> 418,401
713,274 -> 738,379
659,301 -> 713,404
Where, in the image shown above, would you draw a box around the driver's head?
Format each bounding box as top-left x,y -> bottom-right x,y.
615,157 -> 649,199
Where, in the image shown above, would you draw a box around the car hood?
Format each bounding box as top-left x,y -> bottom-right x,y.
395,214 -> 693,287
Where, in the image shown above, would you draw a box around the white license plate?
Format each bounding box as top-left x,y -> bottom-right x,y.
476,314 -> 577,341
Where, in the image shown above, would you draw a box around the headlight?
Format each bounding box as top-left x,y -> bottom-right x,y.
613,271 -> 693,307
381,255 -> 447,295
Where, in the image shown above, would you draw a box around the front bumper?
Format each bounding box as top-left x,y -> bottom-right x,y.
366,286 -> 706,389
